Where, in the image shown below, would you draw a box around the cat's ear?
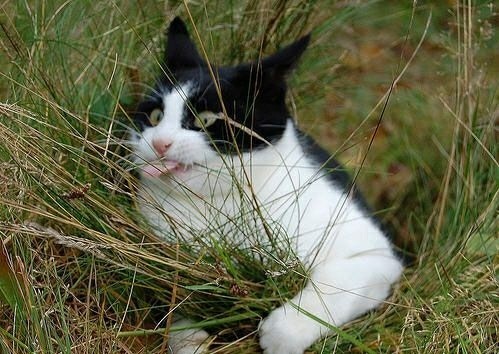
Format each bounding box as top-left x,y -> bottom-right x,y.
232,34 -> 310,100
260,34 -> 311,78
164,17 -> 204,71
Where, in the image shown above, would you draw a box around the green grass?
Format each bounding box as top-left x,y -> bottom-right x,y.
1,0 -> 497,353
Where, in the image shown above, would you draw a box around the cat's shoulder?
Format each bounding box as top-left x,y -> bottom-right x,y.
295,128 -> 372,213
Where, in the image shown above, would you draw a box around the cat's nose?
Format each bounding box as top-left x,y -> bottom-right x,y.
152,138 -> 172,156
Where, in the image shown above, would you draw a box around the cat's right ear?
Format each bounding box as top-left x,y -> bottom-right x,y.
260,34 -> 311,78
164,17 -> 204,71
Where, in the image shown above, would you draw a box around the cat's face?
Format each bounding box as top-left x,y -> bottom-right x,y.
130,17 -> 309,179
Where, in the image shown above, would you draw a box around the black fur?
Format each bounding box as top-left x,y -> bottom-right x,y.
133,17 -> 310,153
298,132 -> 372,213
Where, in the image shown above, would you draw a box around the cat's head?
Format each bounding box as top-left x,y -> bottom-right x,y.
130,17 -> 310,178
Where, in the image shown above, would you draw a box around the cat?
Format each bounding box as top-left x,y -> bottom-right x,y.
129,17 -> 403,354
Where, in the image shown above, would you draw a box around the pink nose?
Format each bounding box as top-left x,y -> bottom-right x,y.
152,138 -> 172,156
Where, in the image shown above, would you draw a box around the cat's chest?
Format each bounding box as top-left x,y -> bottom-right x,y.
138,176 -> 242,237
137,167 -> 287,235
136,124 -> 355,259
137,149 -> 327,243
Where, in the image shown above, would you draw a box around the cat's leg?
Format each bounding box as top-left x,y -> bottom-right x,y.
168,319 -> 210,354
259,253 -> 403,354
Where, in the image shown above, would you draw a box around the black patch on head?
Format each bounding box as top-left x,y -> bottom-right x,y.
179,64 -> 293,152
133,17 -> 310,154
131,96 -> 163,132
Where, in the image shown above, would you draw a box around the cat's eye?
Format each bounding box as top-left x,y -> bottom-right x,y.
149,108 -> 163,126
193,111 -> 220,129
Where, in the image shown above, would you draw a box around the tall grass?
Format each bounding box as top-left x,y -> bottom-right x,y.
1,0 -> 497,353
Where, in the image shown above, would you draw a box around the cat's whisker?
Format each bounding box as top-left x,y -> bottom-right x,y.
94,137 -> 136,145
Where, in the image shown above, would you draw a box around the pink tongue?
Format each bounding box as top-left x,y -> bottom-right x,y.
141,161 -> 179,177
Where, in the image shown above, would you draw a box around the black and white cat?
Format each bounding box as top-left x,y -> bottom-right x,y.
130,17 -> 403,354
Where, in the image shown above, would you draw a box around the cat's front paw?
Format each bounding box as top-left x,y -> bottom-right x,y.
169,319 -> 210,354
259,305 -> 322,354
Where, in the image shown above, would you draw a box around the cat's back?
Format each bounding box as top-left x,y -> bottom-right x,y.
250,121 -> 360,209
297,131 -> 372,212
249,121 -> 391,261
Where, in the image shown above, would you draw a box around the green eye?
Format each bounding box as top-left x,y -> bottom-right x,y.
149,108 -> 163,126
193,111 -> 220,129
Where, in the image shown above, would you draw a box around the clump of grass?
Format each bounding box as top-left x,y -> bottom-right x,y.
1,0 -> 497,353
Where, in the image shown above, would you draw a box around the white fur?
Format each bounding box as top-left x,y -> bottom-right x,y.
168,319 -> 210,354
132,87 -> 403,354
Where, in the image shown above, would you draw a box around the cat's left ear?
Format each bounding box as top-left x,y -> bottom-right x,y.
164,17 -> 204,71
260,34 -> 311,78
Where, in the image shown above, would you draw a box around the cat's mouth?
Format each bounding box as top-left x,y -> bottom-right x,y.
140,160 -> 190,177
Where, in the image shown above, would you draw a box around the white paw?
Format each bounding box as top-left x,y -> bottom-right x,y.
169,319 -> 210,354
259,305 -> 323,354
170,343 -> 208,354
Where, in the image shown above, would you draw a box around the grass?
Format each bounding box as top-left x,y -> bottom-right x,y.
0,0 -> 497,353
